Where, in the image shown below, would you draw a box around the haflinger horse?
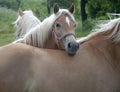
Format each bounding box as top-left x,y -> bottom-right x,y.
1,17 -> 120,92
13,8 -> 41,39
13,4 -> 79,55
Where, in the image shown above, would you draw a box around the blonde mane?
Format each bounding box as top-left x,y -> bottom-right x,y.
13,10 -> 41,39
77,18 -> 120,44
13,9 -> 75,47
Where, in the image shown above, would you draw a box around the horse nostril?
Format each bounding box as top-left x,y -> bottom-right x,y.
67,42 -> 79,49
66,42 -> 79,55
68,42 -> 72,49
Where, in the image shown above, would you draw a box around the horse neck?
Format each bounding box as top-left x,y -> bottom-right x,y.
43,32 -> 58,49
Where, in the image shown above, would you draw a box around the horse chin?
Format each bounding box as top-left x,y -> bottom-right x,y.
67,51 -> 77,56
65,48 -> 78,56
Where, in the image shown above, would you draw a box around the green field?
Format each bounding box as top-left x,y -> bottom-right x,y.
0,7 -> 90,46
0,7 -> 16,46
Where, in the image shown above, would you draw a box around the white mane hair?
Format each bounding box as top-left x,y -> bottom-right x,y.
13,9 -> 75,47
77,18 -> 120,44
13,10 -> 41,39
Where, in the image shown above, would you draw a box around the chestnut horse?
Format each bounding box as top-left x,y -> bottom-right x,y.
13,9 -> 41,39
0,17 -> 120,92
13,4 -> 79,55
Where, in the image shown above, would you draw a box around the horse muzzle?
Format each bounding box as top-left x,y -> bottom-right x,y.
65,41 -> 79,56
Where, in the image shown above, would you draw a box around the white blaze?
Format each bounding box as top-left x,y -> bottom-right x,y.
66,16 -> 70,27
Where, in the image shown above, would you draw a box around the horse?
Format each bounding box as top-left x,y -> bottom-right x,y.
13,8 -> 41,39
0,17 -> 120,92
13,4 -> 79,55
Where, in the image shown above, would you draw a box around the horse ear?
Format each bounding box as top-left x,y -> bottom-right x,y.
18,8 -> 24,16
68,4 -> 75,14
53,3 -> 59,14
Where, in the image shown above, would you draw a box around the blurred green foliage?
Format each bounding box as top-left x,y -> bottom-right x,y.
0,7 -> 17,46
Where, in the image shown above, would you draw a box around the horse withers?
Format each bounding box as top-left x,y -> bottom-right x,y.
13,4 -> 79,55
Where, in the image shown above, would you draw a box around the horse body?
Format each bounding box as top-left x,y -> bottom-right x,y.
0,37 -> 120,92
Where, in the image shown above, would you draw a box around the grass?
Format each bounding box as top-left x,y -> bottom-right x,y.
75,22 -> 90,37
0,7 -> 17,46
0,33 -> 14,46
76,30 -> 90,37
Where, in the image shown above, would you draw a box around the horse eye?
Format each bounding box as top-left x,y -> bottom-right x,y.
55,23 -> 62,30
74,24 -> 77,28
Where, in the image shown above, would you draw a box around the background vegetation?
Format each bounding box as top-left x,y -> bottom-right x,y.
0,0 -> 120,46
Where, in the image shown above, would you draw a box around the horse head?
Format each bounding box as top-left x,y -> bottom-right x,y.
52,4 -> 79,55
13,8 -> 41,39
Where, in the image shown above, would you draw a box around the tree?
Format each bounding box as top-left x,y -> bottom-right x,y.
47,0 -> 51,14
108,0 -> 120,13
16,0 -> 21,8
87,0 -> 111,19
0,0 -> 20,10
80,0 -> 87,26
